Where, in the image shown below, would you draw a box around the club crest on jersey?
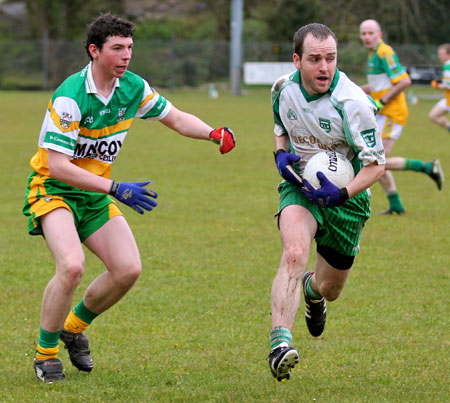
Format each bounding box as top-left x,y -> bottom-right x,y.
287,108 -> 297,120
60,112 -> 72,130
118,108 -> 127,122
319,118 -> 331,133
361,128 -> 377,147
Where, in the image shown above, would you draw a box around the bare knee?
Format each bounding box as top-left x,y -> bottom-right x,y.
282,245 -> 309,275
113,261 -> 142,289
318,280 -> 344,301
57,259 -> 85,291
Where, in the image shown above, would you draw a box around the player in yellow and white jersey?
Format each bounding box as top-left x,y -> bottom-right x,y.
429,43 -> 450,133
23,13 -> 235,384
360,19 -> 444,215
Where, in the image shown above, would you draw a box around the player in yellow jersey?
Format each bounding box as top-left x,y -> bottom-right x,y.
23,13 -> 235,383
360,19 -> 444,215
429,43 -> 450,133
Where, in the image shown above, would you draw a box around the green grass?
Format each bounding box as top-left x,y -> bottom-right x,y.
0,85 -> 449,402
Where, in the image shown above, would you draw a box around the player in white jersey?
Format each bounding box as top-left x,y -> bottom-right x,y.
23,13 -> 235,384
268,23 -> 385,382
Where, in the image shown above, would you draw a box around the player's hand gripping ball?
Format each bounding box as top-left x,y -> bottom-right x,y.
301,151 -> 354,207
209,127 -> 236,154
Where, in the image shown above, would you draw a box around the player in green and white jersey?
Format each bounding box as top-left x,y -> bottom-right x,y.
360,19 -> 444,215
429,43 -> 450,133
23,13 -> 235,384
268,23 -> 386,382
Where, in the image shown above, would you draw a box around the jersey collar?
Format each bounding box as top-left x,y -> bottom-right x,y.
84,61 -> 120,95
293,68 -> 340,102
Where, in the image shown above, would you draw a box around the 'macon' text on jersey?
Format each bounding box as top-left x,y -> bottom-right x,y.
73,139 -> 123,162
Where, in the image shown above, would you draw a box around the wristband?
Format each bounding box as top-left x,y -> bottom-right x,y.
339,187 -> 349,202
274,149 -> 288,158
109,180 -> 120,196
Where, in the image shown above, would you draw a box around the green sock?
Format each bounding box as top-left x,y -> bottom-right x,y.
387,191 -> 404,212
74,300 -> 98,325
306,277 -> 323,300
38,326 -> 61,349
404,159 -> 432,174
270,326 -> 292,350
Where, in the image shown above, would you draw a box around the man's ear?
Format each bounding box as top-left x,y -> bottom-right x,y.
88,43 -> 99,59
293,53 -> 301,71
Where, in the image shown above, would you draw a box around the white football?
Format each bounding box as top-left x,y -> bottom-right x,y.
303,151 -> 354,189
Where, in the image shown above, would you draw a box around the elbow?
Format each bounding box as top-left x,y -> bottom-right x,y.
376,164 -> 386,180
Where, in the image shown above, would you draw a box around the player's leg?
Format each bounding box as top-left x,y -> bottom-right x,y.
35,207 -> 86,382
271,205 -> 317,330
59,215 -> 141,373
82,215 -> 142,314
268,205 -> 316,381
386,157 -> 445,190
379,136 -> 405,214
429,100 -> 450,132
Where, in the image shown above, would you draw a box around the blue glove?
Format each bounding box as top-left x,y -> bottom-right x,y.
274,149 -> 302,186
109,181 -> 158,214
301,172 -> 349,207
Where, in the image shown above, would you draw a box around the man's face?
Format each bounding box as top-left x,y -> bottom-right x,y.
438,47 -> 450,63
293,34 -> 337,95
90,35 -> 133,79
359,22 -> 381,50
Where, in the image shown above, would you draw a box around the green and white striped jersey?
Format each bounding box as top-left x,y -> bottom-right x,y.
271,69 -> 385,176
30,62 -> 172,178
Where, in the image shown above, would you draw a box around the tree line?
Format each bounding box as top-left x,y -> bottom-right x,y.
1,0 -> 449,45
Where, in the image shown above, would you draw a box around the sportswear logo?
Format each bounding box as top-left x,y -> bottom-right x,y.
319,118 -> 331,133
122,189 -> 132,199
44,196 -> 52,202
361,128 -> 377,147
287,108 -> 297,120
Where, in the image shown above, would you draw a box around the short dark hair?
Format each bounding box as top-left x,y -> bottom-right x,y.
85,13 -> 135,60
293,23 -> 338,58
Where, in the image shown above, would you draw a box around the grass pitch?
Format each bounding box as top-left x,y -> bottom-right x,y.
0,85 -> 449,402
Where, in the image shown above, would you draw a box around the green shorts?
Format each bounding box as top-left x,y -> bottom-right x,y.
23,172 -> 122,242
276,180 -> 371,257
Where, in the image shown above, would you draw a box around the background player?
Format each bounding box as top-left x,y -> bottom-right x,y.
359,19 -> 444,215
429,43 -> 450,133
23,13 -> 235,383
268,23 -> 385,382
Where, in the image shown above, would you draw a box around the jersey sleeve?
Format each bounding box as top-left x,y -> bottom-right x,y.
136,79 -> 172,121
39,96 -> 81,156
271,75 -> 289,136
377,44 -> 409,84
343,99 -> 386,166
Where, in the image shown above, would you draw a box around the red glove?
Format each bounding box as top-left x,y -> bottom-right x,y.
209,127 -> 236,154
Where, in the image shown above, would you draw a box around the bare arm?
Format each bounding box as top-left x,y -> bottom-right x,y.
380,76 -> 411,104
160,106 -> 213,140
346,162 -> 385,198
274,133 -> 290,152
48,150 -> 112,193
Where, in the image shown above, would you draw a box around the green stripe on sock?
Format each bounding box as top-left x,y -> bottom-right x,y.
74,300 -> 98,324
38,326 -> 61,349
306,278 -> 322,300
270,326 -> 292,350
